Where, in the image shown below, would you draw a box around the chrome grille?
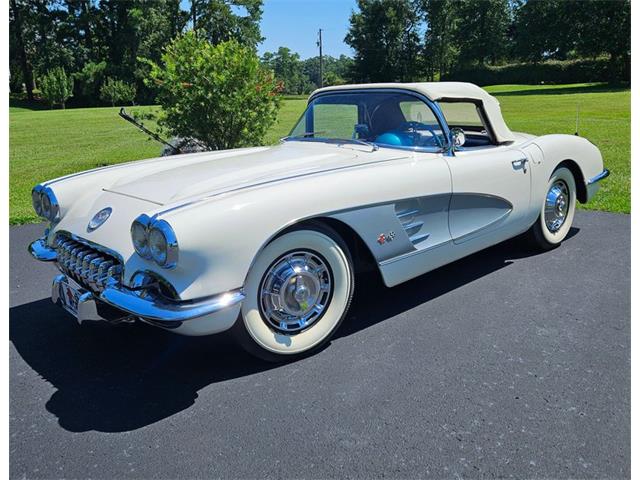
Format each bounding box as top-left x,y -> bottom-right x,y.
54,235 -> 123,292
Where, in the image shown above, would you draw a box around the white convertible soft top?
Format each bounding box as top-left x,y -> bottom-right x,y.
312,82 -> 515,144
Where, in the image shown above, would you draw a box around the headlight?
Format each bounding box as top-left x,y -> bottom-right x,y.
131,214 -> 152,259
31,184 -> 60,222
149,228 -> 168,265
130,215 -> 179,269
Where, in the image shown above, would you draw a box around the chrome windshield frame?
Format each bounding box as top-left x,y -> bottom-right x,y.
284,88 -> 453,156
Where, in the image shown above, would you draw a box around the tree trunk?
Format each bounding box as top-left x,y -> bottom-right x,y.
80,0 -> 93,53
191,0 -> 197,35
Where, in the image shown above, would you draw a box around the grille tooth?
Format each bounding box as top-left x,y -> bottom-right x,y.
67,246 -> 82,270
73,248 -> 90,273
82,253 -> 100,277
52,235 -> 122,292
97,260 -> 114,287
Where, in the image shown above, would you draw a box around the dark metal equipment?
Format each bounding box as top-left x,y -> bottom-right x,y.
119,108 -> 181,155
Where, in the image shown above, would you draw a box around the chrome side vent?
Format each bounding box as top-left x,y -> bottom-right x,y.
53,235 -> 123,292
395,202 -> 430,246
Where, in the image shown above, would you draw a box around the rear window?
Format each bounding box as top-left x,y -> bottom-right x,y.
438,102 -> 485,128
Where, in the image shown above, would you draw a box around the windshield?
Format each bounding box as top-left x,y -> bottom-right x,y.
286,91 -> 447,150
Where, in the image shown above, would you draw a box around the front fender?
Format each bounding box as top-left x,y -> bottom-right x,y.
531,134 -> 604,204
153,154 -> 451,300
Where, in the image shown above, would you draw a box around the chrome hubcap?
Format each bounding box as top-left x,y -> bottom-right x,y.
545,180 -> 570,232
259,251 -> 332,333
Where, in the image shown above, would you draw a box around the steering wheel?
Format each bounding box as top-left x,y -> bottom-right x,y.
397,121 -> 443,147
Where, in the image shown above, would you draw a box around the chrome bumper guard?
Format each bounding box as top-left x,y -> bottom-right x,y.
29,238 -> 57,261
587,168 -> 610,185
99,283 -> 245,324
38,240 -> 244,326
51,273 -> 244,326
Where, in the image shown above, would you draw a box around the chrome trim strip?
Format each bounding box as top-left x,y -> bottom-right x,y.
304,87 -> 453,154
154,153 -> 410,218
28,237 -> 57,261
102,189 -> 164,205
587,168 -> 610,185
99,283 -> 245,323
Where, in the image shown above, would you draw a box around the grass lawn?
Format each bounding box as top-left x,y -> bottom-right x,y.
9,83 -> 629,224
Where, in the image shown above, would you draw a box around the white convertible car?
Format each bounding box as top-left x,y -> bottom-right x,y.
29,82 -> 609,361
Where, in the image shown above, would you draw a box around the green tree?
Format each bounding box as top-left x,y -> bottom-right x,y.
100,77 -> 137,106
190,0 -> 263,47
419,0 -> 460,80
345,0 -> 422,82
145,32 -> 281,150
261,47 -> 311,94
513,0 -> 577,62
39,67 -> 74,109
9,0 -> 36,99
572,0 -> 630,79
453,0 -> 511,67
302,55 -> 354,89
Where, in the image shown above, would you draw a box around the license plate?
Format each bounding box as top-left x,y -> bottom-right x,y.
58,277 -> 80,317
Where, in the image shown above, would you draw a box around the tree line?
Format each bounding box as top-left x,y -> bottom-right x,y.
9,0 -> 263,106
9,0 -> 630,108
346,0 -> 630,83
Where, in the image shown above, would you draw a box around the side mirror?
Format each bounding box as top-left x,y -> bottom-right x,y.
449,128 -> 466,148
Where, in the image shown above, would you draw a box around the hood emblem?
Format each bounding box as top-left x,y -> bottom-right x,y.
87,207 -> 112,232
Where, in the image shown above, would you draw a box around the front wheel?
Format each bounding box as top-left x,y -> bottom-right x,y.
232,224 -> 354,362
526,166 -> 577,250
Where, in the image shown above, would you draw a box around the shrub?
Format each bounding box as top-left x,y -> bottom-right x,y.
39,67 -> 74,109
144,32 -> 282,150
74,61 -> 107,105
442,58 -> 629,86
100,77 -> 137,106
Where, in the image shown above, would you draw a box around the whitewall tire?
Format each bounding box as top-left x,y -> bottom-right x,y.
527,166 -> 577,250
233,224 -> 354,361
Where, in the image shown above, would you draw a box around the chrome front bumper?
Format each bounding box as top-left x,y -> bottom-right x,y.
585,168 -> 610,201
587,168 -> 610,185
34,238 -> 244,331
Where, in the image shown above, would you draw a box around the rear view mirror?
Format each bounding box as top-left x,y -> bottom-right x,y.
450,128 -> 466,147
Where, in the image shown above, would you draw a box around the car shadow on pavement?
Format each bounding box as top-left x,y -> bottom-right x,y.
9,228 -> 578,433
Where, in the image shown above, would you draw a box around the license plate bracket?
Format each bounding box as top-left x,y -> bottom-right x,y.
58,277 -> 81,317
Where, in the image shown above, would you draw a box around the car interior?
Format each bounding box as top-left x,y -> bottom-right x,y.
289,91 -> 497,151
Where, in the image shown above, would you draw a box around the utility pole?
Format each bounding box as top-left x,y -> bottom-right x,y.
317,28 -> 323,88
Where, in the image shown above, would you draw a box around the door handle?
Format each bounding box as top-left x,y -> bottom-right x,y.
512,158 -> 528,173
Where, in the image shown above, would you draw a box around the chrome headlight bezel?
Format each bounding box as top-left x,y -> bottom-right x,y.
32,185 -> 44,217
130,215 -> 179,269
32,184 -> 60,222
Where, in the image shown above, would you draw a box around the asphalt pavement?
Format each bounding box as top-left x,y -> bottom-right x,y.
10,211 -> 630,479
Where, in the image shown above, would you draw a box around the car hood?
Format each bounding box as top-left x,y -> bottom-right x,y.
104,141 -> 388,205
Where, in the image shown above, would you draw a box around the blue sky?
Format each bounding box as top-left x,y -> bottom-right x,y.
258,0 -> 356,59
178,0 -> 357,59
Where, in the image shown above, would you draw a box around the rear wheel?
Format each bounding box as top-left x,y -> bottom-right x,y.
526,166 -> 577,250
233,224 -> 354,362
